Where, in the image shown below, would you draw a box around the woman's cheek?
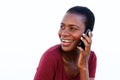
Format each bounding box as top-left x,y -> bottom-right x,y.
58,30 -> 62,38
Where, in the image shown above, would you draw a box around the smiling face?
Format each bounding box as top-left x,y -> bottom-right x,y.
58,13 -> 86,52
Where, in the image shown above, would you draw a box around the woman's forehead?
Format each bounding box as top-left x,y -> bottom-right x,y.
63,13 -> 86,22
61,13 -> 86,25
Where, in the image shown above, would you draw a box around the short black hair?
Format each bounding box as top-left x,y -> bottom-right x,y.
66,6 -> 95,32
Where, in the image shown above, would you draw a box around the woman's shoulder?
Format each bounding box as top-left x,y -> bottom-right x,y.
37,44 -> 62,74
89,50 -> 97,62
90,50 -> 97,57
41,44 -> 61,60
45,44 -> 61,54
46,44 -> 60,52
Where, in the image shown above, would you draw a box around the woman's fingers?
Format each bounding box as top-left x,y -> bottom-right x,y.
83,32 -> 92,44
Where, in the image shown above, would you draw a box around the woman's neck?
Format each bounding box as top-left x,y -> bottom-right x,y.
61,49 -> 80,62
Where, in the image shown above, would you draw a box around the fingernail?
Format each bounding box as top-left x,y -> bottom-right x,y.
81,37 -> 83,40
89,32 -> 93,37
83,33 -> 85,36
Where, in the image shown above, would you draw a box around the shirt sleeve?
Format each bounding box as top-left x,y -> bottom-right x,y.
88,51 -> 97,78
34,52 -> 57,80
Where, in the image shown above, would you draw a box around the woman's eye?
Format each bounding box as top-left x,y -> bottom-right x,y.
60,26 -> 65,30
70,27 -> 76,30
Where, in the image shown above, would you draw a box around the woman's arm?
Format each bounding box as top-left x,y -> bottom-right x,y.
79,64 -> 89,80
77,32 -> 93,80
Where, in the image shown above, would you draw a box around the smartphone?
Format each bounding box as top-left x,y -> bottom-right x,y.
78,29 -> 91,49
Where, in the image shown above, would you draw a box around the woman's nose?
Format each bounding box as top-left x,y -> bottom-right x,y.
61,29 -> 70,36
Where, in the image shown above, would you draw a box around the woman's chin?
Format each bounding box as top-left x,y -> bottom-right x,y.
61,44 -> 77,52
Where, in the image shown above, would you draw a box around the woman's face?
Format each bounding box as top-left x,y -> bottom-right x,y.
58,13 -> 86,52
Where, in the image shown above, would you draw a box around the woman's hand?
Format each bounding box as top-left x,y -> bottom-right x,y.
77,31 -> 92,69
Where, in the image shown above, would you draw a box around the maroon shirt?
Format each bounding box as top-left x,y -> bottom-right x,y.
34,44 -> 97,80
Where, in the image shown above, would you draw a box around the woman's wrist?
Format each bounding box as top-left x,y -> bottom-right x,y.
79,63 -> 88,70
79,64 -> 89,80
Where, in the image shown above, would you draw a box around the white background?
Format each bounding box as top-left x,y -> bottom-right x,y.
0,0 -> 120,80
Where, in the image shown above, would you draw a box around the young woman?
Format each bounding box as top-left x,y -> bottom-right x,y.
34,6 -> 97,80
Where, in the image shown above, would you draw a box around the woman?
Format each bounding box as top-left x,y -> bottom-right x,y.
34,6 -> 97,80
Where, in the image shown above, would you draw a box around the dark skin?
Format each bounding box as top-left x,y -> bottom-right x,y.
58,13 -> 93,80
62,49 -> 80,78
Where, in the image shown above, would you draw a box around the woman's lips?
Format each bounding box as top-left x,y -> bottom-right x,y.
61,39 -> 74,46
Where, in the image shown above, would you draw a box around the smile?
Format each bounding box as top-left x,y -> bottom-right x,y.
61,39 -> 74,43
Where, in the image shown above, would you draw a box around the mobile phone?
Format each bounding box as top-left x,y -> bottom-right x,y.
78,29 -> 91,49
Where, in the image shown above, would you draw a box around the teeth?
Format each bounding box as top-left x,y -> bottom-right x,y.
62,39 -> 73,42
